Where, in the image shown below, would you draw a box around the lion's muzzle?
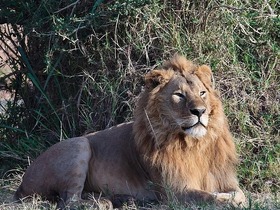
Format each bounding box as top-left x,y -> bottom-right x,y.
179,109 -> 209,138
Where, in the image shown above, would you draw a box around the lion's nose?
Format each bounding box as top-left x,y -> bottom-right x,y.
190,108 -> 206,117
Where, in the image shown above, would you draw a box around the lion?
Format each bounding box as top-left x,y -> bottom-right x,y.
14,55 -> 246,209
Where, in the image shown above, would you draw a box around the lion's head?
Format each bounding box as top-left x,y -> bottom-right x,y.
145,68 -> 210,138
134,56 -> 225,150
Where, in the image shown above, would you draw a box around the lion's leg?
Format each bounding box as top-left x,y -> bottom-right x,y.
176,188 -> 246,207
56,177 -> 88,209
176,189 -> 216,205
53,137 -> 92,209
213,187 -> 246,207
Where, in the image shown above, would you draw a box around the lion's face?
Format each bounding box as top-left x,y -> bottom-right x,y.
164,73 -> 210,137
144,62 -> 214,139
159,73 -> 210,137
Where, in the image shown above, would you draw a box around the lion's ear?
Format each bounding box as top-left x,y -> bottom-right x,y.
145,69 -> 173,89
195,65 -> 215,89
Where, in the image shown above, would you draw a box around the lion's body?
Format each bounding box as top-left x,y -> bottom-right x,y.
15,123 -> 157,207
15,56 -> 246,208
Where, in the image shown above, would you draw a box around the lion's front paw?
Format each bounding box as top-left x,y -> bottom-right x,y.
212,190 -> 246,207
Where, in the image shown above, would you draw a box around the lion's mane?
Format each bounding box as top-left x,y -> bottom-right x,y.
133,56 -> 239,193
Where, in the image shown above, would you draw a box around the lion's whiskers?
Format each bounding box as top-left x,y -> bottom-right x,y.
144,109 -> 160,149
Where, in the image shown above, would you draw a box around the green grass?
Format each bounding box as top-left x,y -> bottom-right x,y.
0,0 -> 279,209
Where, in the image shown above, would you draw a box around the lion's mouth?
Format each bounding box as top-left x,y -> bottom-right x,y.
181,121 -> 206,131
181,121 -> 207,137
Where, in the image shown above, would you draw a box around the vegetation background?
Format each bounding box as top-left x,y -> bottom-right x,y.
0,0 -> 279,209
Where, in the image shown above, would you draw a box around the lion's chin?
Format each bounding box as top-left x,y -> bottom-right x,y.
183,125 -> 207,138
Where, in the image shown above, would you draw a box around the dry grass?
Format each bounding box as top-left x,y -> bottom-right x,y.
0,175 -> 279,210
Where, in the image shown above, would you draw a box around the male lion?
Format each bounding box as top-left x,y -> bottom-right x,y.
15,56 -> 246,208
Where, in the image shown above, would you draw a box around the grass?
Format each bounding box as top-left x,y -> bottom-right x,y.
0,176 -> 279,209
0,0 -> 279,209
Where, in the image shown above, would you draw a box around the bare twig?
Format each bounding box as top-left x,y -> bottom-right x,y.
54,0 -> 80,14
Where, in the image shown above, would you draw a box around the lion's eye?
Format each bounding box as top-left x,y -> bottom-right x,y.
200,91 -> 206,97
172,92 -> 186,103
173,92 -> 186,99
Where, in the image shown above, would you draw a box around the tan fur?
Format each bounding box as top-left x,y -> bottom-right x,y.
15,56 -> 246,208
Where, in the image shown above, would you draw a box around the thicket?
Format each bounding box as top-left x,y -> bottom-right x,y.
0,0 -> 279,198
